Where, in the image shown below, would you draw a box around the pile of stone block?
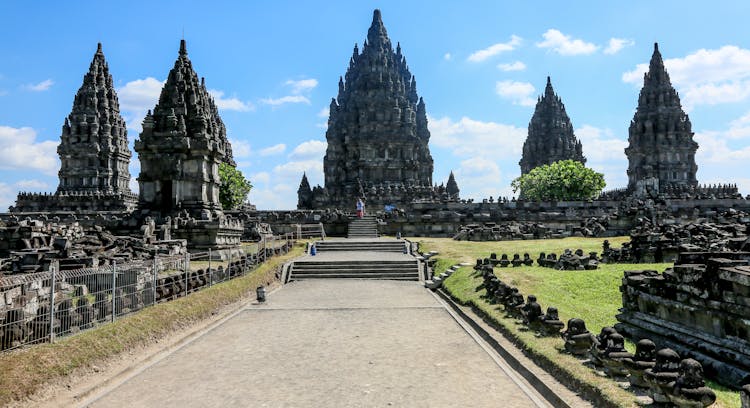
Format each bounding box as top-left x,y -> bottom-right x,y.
616,250 -> 750,387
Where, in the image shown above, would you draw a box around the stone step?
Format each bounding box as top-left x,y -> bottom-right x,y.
293,267 -> 418,274
316,245 -> 404,252
293,274 -> 418,280
295,261 -> 416,266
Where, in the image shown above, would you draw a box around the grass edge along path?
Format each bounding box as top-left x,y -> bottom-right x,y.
0,242 -> 305,407
419,237 -> 740,408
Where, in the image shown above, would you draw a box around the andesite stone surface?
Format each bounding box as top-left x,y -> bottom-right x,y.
625,43 -> 698,197
135,39 -> 234,217
299,10 -> 458,209
13,43 -> 137,213
519,76 -> 585,175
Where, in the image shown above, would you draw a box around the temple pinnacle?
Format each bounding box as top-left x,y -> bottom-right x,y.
179,39 -> 187,56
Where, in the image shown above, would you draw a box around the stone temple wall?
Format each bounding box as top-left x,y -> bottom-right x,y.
616,251 -> 750,385
252,198 -> 750,238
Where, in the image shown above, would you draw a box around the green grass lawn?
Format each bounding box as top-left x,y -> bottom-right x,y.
416,236 -> 740,408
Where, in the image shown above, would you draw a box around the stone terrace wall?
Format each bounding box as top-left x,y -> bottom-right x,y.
253,198 -> 750,238
616,251 -> 750,386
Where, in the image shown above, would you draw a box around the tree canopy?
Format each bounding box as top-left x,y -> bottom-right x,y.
218,163 -> 253,210
511,159 -> 605,201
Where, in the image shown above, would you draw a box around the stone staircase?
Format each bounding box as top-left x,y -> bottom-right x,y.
287,238 -> 420,281
347,215 -> 379,238
314,239 -> 406,253
289,259 -> 419,280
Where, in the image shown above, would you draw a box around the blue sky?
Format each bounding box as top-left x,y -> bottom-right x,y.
2,1 -> 750,210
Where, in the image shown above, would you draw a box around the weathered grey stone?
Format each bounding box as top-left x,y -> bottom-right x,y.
13,43 -> 136,212
519,77 -> 585,175
625,43 -> 698,197
298,10 -> 458,210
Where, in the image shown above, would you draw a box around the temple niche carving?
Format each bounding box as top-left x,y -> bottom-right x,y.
625,43 -> 698,197
519,77 -> 585,175
135,40 -> 234,217
13,43 -> 137,212
299,10 -> 456,210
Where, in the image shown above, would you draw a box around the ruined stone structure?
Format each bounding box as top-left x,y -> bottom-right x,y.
135,39 -> 234,216
519,77 -> 585,174
300,10 -> 449,209
134,40 -> 242,252
13,44 -> 137,213
625,43 -> 699,197
617,251 -> 750,386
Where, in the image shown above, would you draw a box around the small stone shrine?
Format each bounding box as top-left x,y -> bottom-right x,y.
519,76 -> 585,175
13,43 -> 137,212
625,43 -> 699,197
298,10 -> 457,209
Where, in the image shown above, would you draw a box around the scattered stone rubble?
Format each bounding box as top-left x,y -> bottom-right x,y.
616,249 -> 750,387
0,217 -> 186,274
602,210 -> 750,264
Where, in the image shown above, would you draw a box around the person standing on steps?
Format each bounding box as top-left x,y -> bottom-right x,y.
356,198 -> 364,218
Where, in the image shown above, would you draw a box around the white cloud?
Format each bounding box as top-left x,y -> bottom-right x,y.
428,115 -> 525,160
444,53 -> 452,61
117,77 -> 163,112
495,80 -> 536,106
285,79 -> 318,94
453,157 -> 513,200
260,95 -> 310,106
117,77 -> 164,131
318,107 -> 330,118
575,125 -> 629,162
467,35 -> 522,62
622,45 -> 750,110
251,171 -> 270,184
604,38 -> 634,55
15,179 -> 49,190
0,182 -> 14,212
25,79 -> 54,92
574,125 -> 629,189
259,143 -> 286,156
273,160 -> 323,178
497,61 -> 526,72
289,140 -> 327,159
208,89 -> 254,112
249,183 -> 296,211
0,126 -> 58,175
229,138 -> 251,158
536,29 -> 598,56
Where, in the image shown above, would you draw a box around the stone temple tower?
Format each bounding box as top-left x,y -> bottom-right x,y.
519,77 -> 585,174
14,43 -> 137,212
304,9 -> 434,208
135,40 -> 234,216
625,43 -> 698,196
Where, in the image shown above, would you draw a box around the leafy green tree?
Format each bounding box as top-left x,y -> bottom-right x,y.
218,162 -> 253,210
511,160 -> 605,201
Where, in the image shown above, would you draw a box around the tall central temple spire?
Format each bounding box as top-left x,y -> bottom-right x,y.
625,43 -> 698,196
302,9 -> 435,209
519,76 -> 585,174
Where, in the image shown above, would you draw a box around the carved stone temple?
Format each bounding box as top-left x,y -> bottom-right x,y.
298,9 -> 456,210
135,39 -> 234,216
13,43 -> 137,212
519,76 -> 585,175
625,43 -> 699,197
134,40 -> 242,250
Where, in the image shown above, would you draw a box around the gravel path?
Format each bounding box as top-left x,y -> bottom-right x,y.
86,280 -> 546,407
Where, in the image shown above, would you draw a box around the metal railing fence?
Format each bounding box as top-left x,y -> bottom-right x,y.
0,233 -> 296,351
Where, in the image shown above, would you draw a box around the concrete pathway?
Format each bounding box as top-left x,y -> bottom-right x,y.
85,279 -> 548,407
